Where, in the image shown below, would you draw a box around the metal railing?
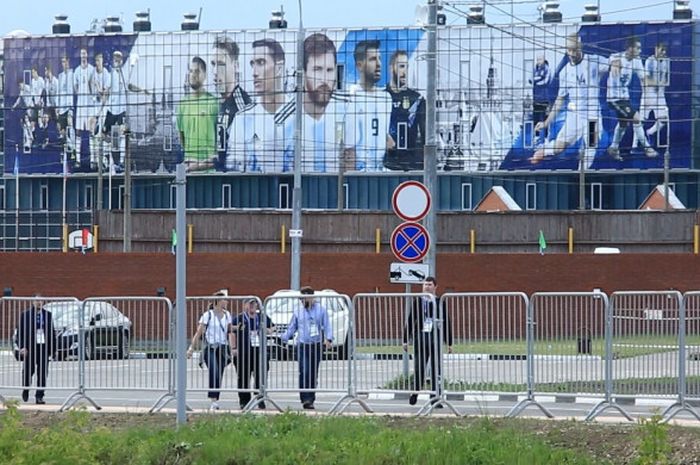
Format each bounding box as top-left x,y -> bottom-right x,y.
1,290 -> 699,422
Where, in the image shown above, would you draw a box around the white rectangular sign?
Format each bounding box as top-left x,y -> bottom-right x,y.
289,229 -> 303,238
389,263 -> 430,284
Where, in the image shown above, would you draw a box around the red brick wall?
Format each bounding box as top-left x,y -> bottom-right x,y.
1,252 -> 698,299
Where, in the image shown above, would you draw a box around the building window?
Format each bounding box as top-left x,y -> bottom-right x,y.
164,124 -> 173,152
336,64 -> 344,90
343,182 -> 349,210
162,65 -> 173,110
657,118 -> 669,149
0,185 -> 5,210
85,184 -> 93,210
221,183 -> 231,209
590,183 -> 602,210
461,183 -> 472,211
278,183 -> 290,210
460,60 -> 470,89
397,122 -> 408,150
40,182 -> 49,211
523,121 -> 533,148
118,185 -> 125,210
526,183 -> 537,210
170,184 -> 177,209
588,119 -> 598,147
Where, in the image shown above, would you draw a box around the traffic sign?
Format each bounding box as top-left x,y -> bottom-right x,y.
392,181 -> 431,222
390,222 -> 430,263
389,262 -> 430,283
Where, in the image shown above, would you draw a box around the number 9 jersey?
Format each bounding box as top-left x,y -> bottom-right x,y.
349,84 -> 393,172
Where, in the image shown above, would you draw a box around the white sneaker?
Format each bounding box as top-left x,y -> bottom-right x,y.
644,146 -> 658,158
209,401 -> 220,411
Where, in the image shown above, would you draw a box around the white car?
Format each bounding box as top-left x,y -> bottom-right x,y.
264,289 -> 350,360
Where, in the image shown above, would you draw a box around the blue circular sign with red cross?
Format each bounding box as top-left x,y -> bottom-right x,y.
390,222 -> 430,263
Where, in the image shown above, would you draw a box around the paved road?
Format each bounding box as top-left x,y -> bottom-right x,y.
1,351 -> 699,424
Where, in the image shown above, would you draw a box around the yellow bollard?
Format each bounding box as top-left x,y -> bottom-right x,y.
281,224 -> 286,254
93,225 -> 99,253
375,228 -> 381,254
695,225 -> 699,255
62,224 -> 68,253
469,229 -> 475,254
187,224 -> 193,254
568,227 -> 574,254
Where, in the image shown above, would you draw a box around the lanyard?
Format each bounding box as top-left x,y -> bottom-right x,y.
422,299 -> 431,320
244,313 -> 259,331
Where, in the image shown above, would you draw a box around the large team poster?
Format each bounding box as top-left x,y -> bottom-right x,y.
2,21 -> 692,174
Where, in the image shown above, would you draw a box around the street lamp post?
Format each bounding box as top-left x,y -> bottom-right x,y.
290,0 -> 304,290
424,0 -> 438,278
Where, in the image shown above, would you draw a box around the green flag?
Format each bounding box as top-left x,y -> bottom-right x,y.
538,230 -> 547,255
171,229 -> 177,255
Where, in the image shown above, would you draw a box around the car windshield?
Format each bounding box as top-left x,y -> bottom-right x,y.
265,297 -> 302,315
48,302 -> 83,327
265,294 -> 346,315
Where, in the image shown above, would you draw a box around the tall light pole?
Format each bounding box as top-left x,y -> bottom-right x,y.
174,162 -> 187,426
424,0 -> 438,278
290,0 -> 304,290
123,127 -> 132,251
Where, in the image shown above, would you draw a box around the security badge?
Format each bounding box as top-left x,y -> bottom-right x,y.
243,318 -> 261,347
421,299 -> 433,333
309,317 -> 320,338
402,96 -> 410,110
250,330 -> 260,347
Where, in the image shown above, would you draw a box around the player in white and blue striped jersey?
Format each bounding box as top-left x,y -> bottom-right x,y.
226,39 -> 287,172
606,36 -> 655,159
276,33 -> 355,173
349,39 -> 393,172
640,42 -> 669,145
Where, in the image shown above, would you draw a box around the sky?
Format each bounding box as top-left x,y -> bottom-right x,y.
0,0 -> 696,35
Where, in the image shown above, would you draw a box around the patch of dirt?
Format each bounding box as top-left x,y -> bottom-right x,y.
4,410 -> 700,465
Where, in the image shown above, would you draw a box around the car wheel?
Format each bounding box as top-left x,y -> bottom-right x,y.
117,330 -> 130,359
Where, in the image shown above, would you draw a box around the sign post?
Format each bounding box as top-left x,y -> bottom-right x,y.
391,181 -> 432,379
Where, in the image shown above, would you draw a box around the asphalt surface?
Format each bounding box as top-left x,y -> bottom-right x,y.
1,350 -> 700,425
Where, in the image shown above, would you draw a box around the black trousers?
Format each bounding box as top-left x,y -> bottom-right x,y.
22,345 -> 50,398
235,347 -> 269,407
299,343 -> 322,404
413,334 -> 441,394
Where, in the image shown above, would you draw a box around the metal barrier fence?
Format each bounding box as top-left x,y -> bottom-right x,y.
440,293 -> 529,412
260,291 -> 360,414
513,292 -> 618,420
610,291 -> 700,422
352,293 -> 441,414
2,290 -> 700,422
0,297 -> 81,405
185,296 -> 266,412
62,297 -> 173,411
682,292 -> 700,419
